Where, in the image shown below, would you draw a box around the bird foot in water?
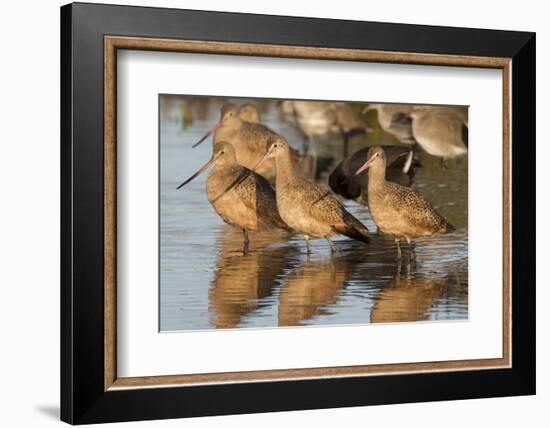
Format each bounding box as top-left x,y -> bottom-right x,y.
242,229 -> 250,255
326,238 -> 337,253
304,236 -> 312,254
395,239 -> 402,260
407,251 -> 417,270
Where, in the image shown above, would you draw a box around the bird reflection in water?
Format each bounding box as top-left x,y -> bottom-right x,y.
278,250 -> 368,326
371,259 -> 449,324
208,227 -> 295,329
208,228 -> 465,329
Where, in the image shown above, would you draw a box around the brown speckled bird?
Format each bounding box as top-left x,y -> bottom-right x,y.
177,141 -> 289,253
355,146 -> 454,259
255,137 -> 370,253
192,103 -> 299,182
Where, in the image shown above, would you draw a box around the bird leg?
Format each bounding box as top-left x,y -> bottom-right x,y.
304,235 -> 311,254
405,258 -> 412,277
326,237 -> 337,253
395,257 -> 402,279
242,229 -> 250,255
395,238 -> 402,259
441,158 -> 449,169
405,237 -> 416,262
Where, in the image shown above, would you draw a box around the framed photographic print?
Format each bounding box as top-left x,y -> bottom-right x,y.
60,2 -> 536,424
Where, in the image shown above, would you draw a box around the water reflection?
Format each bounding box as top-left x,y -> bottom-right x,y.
204,231 -> 467,329
278,252 -> 366,326
371,264 -> 446,323
208,228 -> 295,329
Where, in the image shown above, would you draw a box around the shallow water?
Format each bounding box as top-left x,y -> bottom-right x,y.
160,96 -> 468,331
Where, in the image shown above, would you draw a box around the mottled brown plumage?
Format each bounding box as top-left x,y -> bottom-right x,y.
192,103 -> 300,182
257,137 -> 370,253
355,146 -> 454,258
177,141 -> 289,253
213,104 -> 282,179
206,152 -> 287,232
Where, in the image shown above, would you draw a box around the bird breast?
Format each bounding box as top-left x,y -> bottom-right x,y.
276,185 -> 333,237
206,169 -> 259,230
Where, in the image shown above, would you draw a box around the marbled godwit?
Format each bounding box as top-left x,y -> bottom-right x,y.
363,104 -> 416,145
177,141 -> 289,253
193,103 -> 298,182
355,146 -> 454,259
238,103 -> 261,124
256,137 -> 370,253
329,145 -> 419,201
410,106 -> 468,167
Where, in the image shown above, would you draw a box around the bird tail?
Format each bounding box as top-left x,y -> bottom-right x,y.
341,227 -> 370,244
442,220 -> 456,233
445,222 -> 456,233
333,215 -> 370,244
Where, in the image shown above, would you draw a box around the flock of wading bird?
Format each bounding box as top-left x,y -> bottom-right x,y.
177,101 -> 467,259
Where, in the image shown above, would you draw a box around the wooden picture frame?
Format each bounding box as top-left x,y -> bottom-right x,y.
61,2 -> 535,424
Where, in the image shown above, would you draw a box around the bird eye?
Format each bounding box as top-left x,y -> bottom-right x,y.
221,151 -> 225,154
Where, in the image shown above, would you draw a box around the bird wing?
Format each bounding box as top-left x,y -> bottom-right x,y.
385,182 -> 451,232
241,122 -> 278,152
232,169 -> 288,229
292,178 -> 369,237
